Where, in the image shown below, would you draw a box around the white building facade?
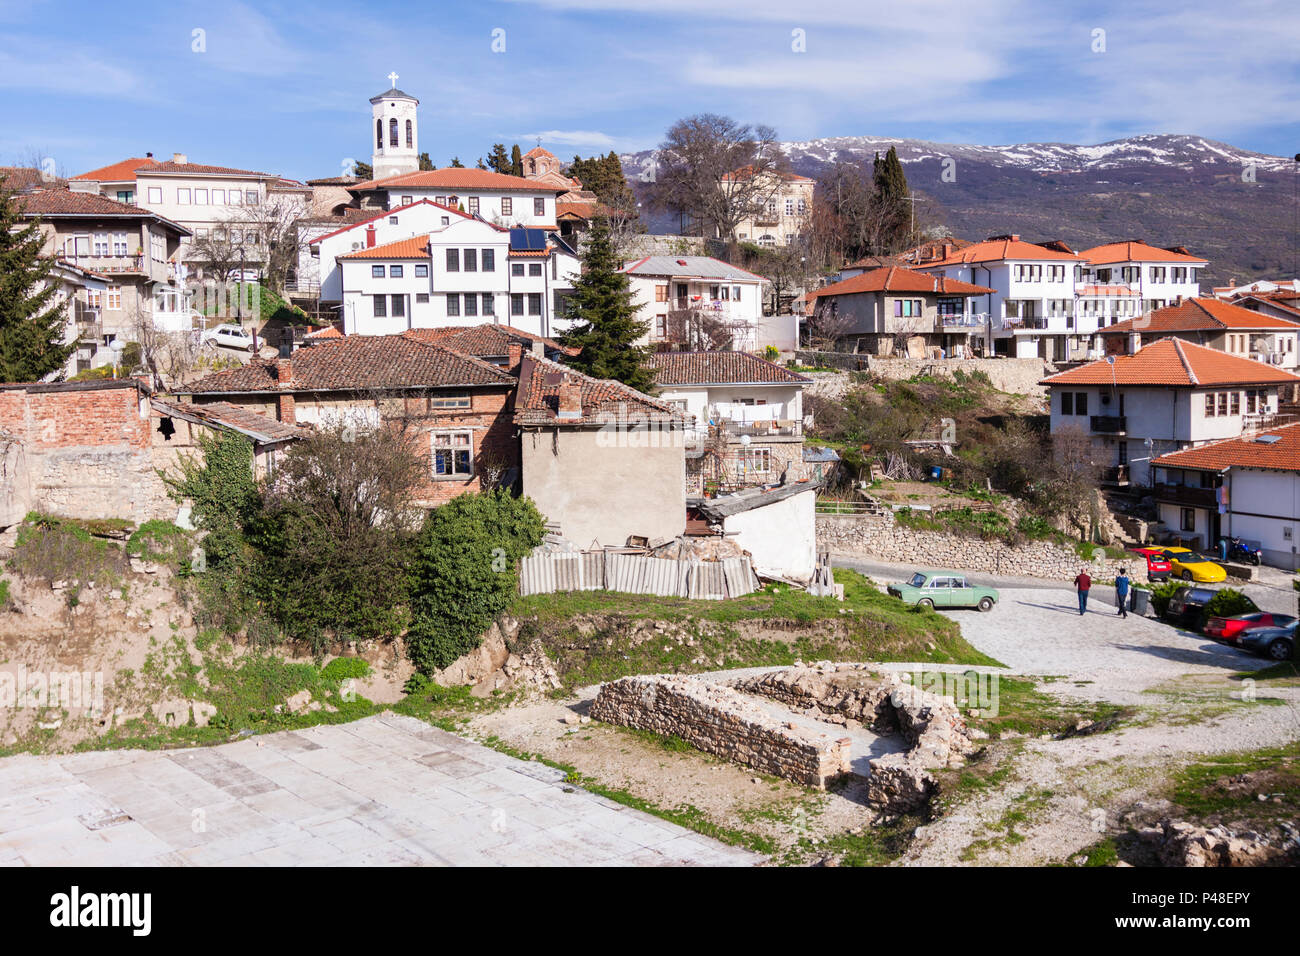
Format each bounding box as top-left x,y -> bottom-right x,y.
619,256 -> 768,352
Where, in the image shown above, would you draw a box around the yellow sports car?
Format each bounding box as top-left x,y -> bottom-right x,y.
1161,548 -> 1228,583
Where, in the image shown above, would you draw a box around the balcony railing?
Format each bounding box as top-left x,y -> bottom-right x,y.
1090,415 -> 1127,434
63,253 -> 147,274
717,419 -> 802,438
937,312 -> 989,329
1152,483 -> 1216,508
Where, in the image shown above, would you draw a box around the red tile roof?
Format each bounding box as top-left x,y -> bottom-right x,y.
722,165 -> 815,183
309,199 -> 476,245
14,189 -> 190,234
1081,240 -> 1207,265
349,167 -> 566,194
143,160 -> 271,178
1152,422 -> 1300,474
337,236 -> 430,260
180,335 -> 515,394
152,399 -> 306,444
1041,338 -> 1300,387
648,351 -> 811,386
0,166 -> 65,191
304,325 -> 343,339
924,235 -> 1083,267
1098,298 -> 1300,336
514,354 -> 681,426
70,157 -> 157,182
404,324 -> 579,357
810,266 -> 995,299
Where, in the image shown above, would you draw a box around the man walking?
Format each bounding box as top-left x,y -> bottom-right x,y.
1115,567 -> 1130,619
1074,567 -> 1092,615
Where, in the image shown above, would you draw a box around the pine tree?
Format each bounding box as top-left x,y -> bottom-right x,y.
872,146 -> 911,252
449,157 -> 464,168
0,186 -> 73,381
351,160 -> 373,179
558,218 -> 654,393
510,144 -> 523,177
487,144 -> 511,175
475,157 -> 487,170
418,152 -> 434,171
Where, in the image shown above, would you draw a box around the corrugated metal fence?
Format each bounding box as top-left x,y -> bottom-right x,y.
519,550 -> 759,600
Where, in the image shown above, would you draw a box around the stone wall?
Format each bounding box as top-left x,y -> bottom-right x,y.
817,512 -> 1134,582
797,354 -> 1054,399
590,675 -> 851,788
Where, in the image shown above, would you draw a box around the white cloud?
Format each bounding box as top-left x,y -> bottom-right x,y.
517,129 -> 619,149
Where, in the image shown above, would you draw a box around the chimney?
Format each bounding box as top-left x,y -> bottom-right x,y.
943,242 -> 953,258
531,340 -> 545,357
146,152 -> 153,158
1128,331 -> 1141,355
366,224 -> 376,248
275,359 -> 295,424
172,152 -> 187,165
507,341 -> 523,373
557,378 -> 582,419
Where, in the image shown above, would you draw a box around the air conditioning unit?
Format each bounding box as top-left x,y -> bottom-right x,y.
1271,352 -> 1284,365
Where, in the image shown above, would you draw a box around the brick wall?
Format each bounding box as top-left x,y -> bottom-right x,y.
0,381 -> 172,526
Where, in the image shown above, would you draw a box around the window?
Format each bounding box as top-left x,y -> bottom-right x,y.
510,293 -> 524,316
533,197 -> 545,216
391,294 -> 405,317
501,197 -> 512,216
390,265 -> 403,278
785,199 -> 794,215
1217,392 -> 1228,416
733,286 -> 742,301
176,188 -> 191,204
389,118 -> 398,147
655,285 -> 669,303
212,188 -> 225,204
435,196 -> 446,205
416,293 -> 429,303
389,216 -> 399,225
86,289 -> 101,308
1229,391 -> 1240,415
401,196 -> 412,206
432,431 -> 473,478
1205,393 -> 1216,417
511,263 -> 525,277
1180,508 -> 1196,532
148,187 -> 162,203
93,233 -> 109,256
482,294 -> 494,315
654,315 -> 667,339
1076,392 -> 1087,415
106,286 -> 121,310
1118,441 -> 1128,466
1150,266 -> 1166,282
245,191 -> 259,205
447,294 -> 460,316
377,119 -> 383,148
371,265 -> 385,278
430,394 -> 470,409
464,294 -> 478,317
797,198 -> 807,215
405,119 -> 413,148
1061,392 -> 1074,415
529,263 -> 542,277
468,197 -> 480,214
440,217 -> 449,226
116,190 -> 133,204
446,249 -> 460,272
528,293 -> 542,315
373,295 -> 387,317
415,264 -> 428,278
464,249 -> 477,272
113,233 -> 128,256
481,249 -> 494,272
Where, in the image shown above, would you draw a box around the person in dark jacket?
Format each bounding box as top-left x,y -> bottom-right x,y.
1114,568 -> 1130,619
1074,568 -> 1092,615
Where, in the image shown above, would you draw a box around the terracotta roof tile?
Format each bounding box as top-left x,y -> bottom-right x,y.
1152,422 -> 1300,473
1042,338 -> 1300,387
1098,298 -> 1300,336
152,399 -> 306,444
514,354 -> 680,426
811,266 -> 994,299
924,236 -> 1083,267
403,324 -> 579,357
1081,240 -> 1207,265
648,351 -> 810,386
70,157 -> 157,182
180,335 -> 515,394
350,167 -> 566,194
14,189 -> 190,234
337,236 -> 430,260
144,161 -> 272,177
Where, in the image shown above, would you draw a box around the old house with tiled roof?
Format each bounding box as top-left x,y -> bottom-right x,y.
648,352 -> 811,493
619,255 -> 769,351
1041,338 -> 1300,487
1151,422 -> 1300,569
721,167 -> 814,247
515,353 -> 688,547
1097,297 -> 1299,372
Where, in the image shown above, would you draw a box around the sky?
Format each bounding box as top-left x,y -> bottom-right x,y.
1,0 -> 1297,181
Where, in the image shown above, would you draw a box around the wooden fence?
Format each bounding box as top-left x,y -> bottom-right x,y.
518,550 -> 759,600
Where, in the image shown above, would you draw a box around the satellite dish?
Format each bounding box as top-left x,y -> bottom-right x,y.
1105,355 -> 1115,365
740,434 -> 752,446
109,339 -> 126,353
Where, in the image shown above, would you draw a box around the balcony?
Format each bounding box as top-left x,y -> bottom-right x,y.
937,312 -> 989,330
1152,483 -> 1216,508
63,253 -> 147,275
717,419 -> 802,439
1090,414 -> 1127,434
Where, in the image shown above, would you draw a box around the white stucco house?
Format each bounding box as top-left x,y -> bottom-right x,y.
691,482 -> 821,583
619,256 -> 769,351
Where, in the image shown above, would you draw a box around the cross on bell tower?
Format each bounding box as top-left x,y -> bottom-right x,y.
387,71 -> 399,88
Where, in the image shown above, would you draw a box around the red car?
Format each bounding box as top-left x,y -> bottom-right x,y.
1205,612 -> 1297,645
1128,547 -> 1173,582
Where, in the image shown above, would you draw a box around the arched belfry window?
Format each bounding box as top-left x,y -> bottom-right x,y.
389,118 -> 398,147
406,120 -> 413,148
376,119 -> 383,149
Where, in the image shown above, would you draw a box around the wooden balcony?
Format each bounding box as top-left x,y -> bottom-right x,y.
1090,415 -> 1127,434
1151,483 -> 1216,507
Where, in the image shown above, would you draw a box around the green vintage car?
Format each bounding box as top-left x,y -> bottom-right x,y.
887,571 -> 999,611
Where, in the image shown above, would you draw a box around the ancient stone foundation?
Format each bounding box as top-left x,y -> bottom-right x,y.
590,675 -> 852,788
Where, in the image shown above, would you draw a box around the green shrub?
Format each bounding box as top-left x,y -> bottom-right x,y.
1016,514 -> 1056,540
163,430 -> 259,570
1149,581 -> 1184,619
0,578 -> 9,607
127,520 -> 192,568
763,345 -> 779,361
1205,588 -> 1258,620
406,490 -> 546,674
10,513 -> 127,592
319,657 -> 372,682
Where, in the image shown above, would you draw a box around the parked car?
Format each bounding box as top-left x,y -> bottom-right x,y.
1128,546 -> 1173,582
1237,620 -> 1296,662
1205,612 -> 1296,645
887,571 -> 999,611
1162,585 -> 1220,628
202,323 -> 255,351
1160,547 -> 1228,583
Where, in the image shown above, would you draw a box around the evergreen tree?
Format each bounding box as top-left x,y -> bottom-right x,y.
351,160 -> 373,179
558,218 -> 654,393
0,186 -> 73,381
418,152 -> 435,171
568,152 -> 635,211
510,144 -> 523,177
449,156 -> 464,168
872,146 -> 912,251
487,143 -> 512,175
475,157 -> 488,170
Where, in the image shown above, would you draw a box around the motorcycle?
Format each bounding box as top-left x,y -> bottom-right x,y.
1224,537 -> 1262,566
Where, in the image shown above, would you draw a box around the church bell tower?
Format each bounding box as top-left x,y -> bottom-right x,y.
370,74 -> 419,180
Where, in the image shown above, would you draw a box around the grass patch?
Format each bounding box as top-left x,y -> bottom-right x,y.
1167,741 -> 1300,827
968,676 -> 1133,738
1239,660 -> 1300,681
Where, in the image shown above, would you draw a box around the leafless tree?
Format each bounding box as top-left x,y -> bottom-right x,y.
185,195 -> 306,294
651,114 -> 782,242
804,300 -> 858,352
812,161 -> 909,261
660,307 -> 749,351
130,304 -> 202,389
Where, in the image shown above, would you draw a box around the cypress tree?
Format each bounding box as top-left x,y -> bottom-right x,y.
510,144 -> 523,177
558,218 -> 655,393
0,186 -> 72,381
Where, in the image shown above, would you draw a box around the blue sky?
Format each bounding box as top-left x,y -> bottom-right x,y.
1,0 -> 1297,181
